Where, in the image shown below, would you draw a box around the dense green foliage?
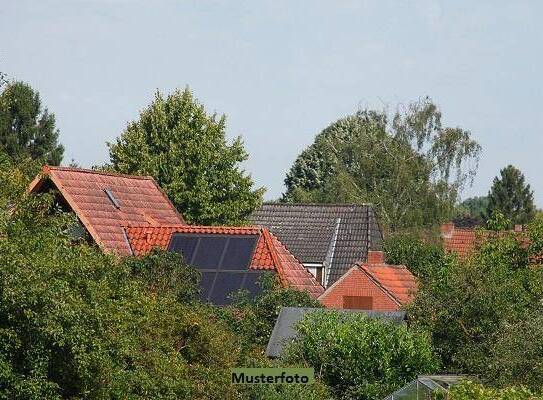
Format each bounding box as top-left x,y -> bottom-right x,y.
108,87 -> 264,225
283,311 -> 439,400
0,190 -> 241,398
446,381 -> 541,400
383,232 -> 452,282
0,157 -> 331,399
283,98 -> 481,230
486,165 -> 535,226
0,81 -> 64,165
222,275 -> 322,348
454,195 -> 489,226
409,215 -> 543,390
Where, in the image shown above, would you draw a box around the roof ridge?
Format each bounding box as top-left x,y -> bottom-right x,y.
261,202 -> 373,207
123,224 -> 261,231
262,229 -> 288,287
44,165 -> 155,180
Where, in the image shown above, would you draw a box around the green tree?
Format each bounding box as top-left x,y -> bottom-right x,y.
486,165 -> 535,226
0,81 -> 64,165
383,232 -> 453,282
283,311 -> 438,400
221,274 -> 322,349
409,214 -> 543,390
0,161 -> 244,399
108,87 -> 264,225
283,98 -> 481,230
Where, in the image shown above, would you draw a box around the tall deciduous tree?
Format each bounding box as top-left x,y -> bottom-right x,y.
486,165 -> 535,225
0,81 -> 64,165
283,98 -> 481,230
108,88 -> 264,225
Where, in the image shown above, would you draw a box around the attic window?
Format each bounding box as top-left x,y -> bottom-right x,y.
104,189 -> 120,209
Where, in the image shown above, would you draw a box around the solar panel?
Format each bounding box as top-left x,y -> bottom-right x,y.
221,236 -> 258,270
191,237 -> 228,269
168,235 -> 199,263
200,271 -> 216,301
167,233 -> 267,305
210,272 -> 246,305
242,272 -> 267,297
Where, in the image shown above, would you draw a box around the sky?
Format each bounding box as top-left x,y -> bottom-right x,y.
1,1 -> 542,204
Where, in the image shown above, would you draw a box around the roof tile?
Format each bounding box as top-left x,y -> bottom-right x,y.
28,166 -> 185,255
124,225 -> 324,298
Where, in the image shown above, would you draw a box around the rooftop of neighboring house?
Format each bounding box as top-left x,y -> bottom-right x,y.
318,250 -> 418,307
249,203 -> 383,287
27,166 -> 185,255
124,225 -> 325,301
440,222 -> 525,258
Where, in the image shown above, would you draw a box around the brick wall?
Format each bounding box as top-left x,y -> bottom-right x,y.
319,268 -> 400,311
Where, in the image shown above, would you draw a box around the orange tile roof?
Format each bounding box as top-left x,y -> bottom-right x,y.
443,228 -> 480,258
28,166 -> 185,255
358,262 -> 417,305
124,225 -> 324,298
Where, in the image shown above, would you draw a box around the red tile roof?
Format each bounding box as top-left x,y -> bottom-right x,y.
124,225 -> 324,298
358,262 -> 417,305
28,166 -> 185,255
443,228 -> 479,258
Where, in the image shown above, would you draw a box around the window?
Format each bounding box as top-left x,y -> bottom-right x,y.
104,189 -> 120,208
343,296 -> 373,310
315,267 -> 323,285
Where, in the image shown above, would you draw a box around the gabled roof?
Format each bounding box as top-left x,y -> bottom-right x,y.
358,263 -> 417,305
266,307 -> 406,357
124,225 -> 325,298
28,166 -> 185,255
319,255 -> 417,306
250,203 -> 383,286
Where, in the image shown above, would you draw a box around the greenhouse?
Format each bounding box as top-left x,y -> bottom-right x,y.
383,375 -> 471,400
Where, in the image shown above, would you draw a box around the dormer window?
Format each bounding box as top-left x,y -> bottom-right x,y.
104,189 -> 120,209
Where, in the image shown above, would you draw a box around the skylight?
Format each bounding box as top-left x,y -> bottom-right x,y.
104,189 -> 120,209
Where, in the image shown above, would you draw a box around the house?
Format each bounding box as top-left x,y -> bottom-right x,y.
124,225 -> 325,304
441,222 -> 524,258
265,306 -> 406,358
250,203 -> 383,288
27,166 -> 185,255
318,251 -> 417,311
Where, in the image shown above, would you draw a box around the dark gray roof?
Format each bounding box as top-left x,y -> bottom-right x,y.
266,307 -> 406,358
250,203 -> 383,286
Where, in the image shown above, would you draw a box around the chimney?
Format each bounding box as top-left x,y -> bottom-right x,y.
367,250 -> 385,264
440,222 -> 455,238
514,224 -> 523,232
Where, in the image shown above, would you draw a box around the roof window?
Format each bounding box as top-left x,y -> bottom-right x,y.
104,189 -> 121,209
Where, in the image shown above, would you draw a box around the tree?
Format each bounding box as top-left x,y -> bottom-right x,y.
108,88 -> 264,225
283,98 -> 481,230
453,195 -> 489,227
283,311 -> 439,400
383,232 -> 453,282
486,165 -> 535,226
221,274 -> 322,348
0,81 -> 64,165
409,214 -> 543,390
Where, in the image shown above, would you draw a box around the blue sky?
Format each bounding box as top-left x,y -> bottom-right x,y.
2,1 -> 542,204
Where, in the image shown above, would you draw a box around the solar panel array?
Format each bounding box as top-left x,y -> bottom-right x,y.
168,233 -> 268,305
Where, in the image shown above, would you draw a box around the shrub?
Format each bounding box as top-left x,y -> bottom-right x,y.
221,274 -> 322,349
447,380 -> 541,400
283,311 -> 439,400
